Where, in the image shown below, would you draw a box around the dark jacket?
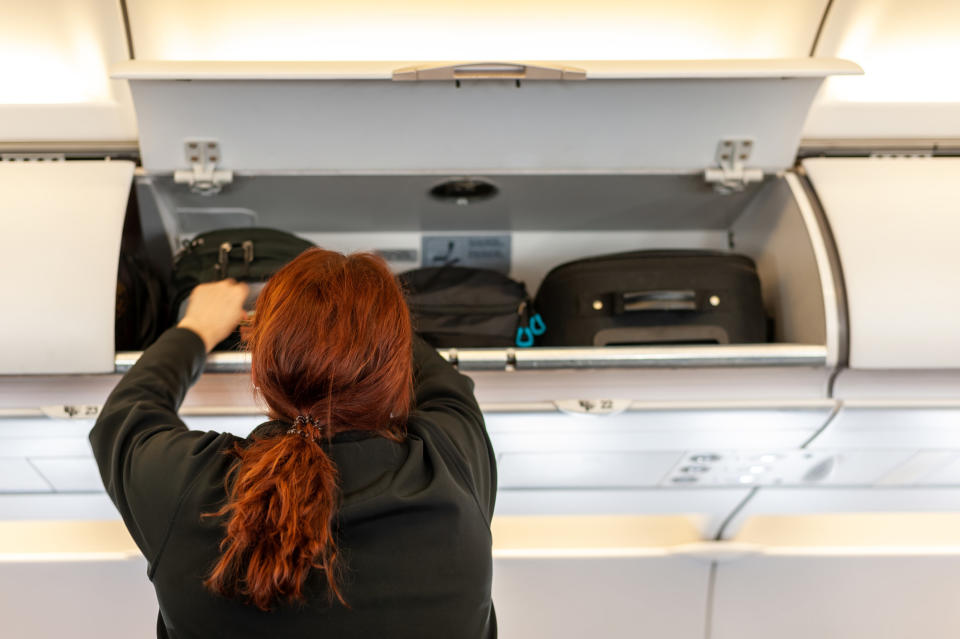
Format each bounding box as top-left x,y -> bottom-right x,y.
90,328 -> 496,638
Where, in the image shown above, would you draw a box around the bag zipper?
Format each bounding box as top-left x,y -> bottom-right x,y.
408,302 -> 524,315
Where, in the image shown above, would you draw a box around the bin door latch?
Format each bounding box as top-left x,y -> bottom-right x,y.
704,138 -> 763,194
173,139 -> 233,196
392,62 -> 587,83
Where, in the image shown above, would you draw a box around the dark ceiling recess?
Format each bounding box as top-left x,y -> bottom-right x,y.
430,178 -> 499,205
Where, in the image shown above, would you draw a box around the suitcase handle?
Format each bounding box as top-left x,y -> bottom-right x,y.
620,290 -> 696,313
215,240 -> 256,279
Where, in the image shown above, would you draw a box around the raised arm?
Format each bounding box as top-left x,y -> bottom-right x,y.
411,335 -> 496,520
89,280 -> 248,563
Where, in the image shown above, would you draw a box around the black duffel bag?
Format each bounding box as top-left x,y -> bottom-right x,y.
171,227 -> 315,349
399,266 -> 544,348
534,250 -> 767,346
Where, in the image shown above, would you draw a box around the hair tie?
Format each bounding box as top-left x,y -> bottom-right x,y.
286,415 -> 323,443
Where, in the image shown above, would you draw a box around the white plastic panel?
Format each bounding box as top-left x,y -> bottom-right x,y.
0,494 -> 119,520
486,406 -> 834,453
0,522 -> 154,638
714,554 -> 960,639
0,161 -> 134,374
495,556 -> 708,639
120,61 -> 851,173
834,369 -> 960,400
0,0 -> 136,141
805,0 -> 960,138
493,515 -> 707,639
713,514 -> 960,639
812,405 -> 960,450
126,0 -> 828,61
494,490 -> 750,539
30,458 -> 104,493
663,450 -> 914,488
804,157 -> 960,368
499,452 -> 682,489
721,488 -> 960,538
0,460 -> 51,493
0,559 -> 156,639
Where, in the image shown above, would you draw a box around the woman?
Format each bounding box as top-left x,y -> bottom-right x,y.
90,249 -> 497,638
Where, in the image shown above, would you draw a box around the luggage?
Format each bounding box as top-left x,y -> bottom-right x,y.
534,250 -> 767,346
116,251 -> 168,351
399,266 -> 545,348
171,228 -> 315,349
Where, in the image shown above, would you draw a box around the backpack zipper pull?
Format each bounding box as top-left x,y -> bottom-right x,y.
242,240 -> 254,278
216,242 -> 232,279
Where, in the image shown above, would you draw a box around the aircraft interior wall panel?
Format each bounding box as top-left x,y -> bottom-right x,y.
834,369 -> 960,400
0,0 -> 137,141
802,157 -> 960,369
711,554 -> 960,639
126,76 -> 825,173
804,0 -> 960,138
493,556 -> 709,639
0,558 -> 157,639
719,489 -> 960,539
0,366 -> 833,413
0,494 -> 119,521
810,405 -> 960,450
712,514 -> 960,639
0,161 -> 135,375
731,177 -> 828,347
148,174 -> 762,234
495,490 -> 751,539
124,0 -> 828,61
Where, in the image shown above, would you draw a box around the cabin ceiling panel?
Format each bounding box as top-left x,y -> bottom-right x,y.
0,0 -> 137,141
125,0 -> 828,61
804,0 -> 960,138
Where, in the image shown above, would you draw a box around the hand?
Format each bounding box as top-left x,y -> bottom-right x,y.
177,280 -> 250,353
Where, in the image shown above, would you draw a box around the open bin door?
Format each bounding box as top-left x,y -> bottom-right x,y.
0,160 -> 134,374
115,59 -> 859,174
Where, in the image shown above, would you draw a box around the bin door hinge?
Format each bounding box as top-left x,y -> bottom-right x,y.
173,140 -> 233,196
704,138 -> 763,194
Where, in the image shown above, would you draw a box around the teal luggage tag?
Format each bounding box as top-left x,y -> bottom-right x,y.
515,326 -> 534,347
529,313 -> 546,336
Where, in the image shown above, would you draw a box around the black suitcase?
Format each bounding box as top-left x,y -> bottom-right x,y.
171,227 -> 315,349
399,266 -> 544,348
534,250 -> 767,346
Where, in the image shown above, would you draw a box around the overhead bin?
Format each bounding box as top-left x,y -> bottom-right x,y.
0,0 -> 136,143
0,161 -> 134,374
804,0 -> 960,139
0,521 -> 156,639
0,514 -> 712,639
113,58 -> 858,378
711,514 -> 960,639
803,157 -> 960,370
114,59 -> 858,173
492,515 -> 710,639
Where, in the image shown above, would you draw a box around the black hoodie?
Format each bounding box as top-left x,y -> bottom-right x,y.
90,328 -> 496,638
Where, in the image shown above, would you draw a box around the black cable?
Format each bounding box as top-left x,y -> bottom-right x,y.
703,562 -> 718,639
118,0 -> 136,60
809,0 -> 836,57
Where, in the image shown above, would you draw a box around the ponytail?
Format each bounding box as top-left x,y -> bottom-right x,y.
205,249 -> 412,611
204,422 -> 345,611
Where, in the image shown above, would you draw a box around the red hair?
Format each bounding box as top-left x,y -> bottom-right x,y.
204,249 -> 413,610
